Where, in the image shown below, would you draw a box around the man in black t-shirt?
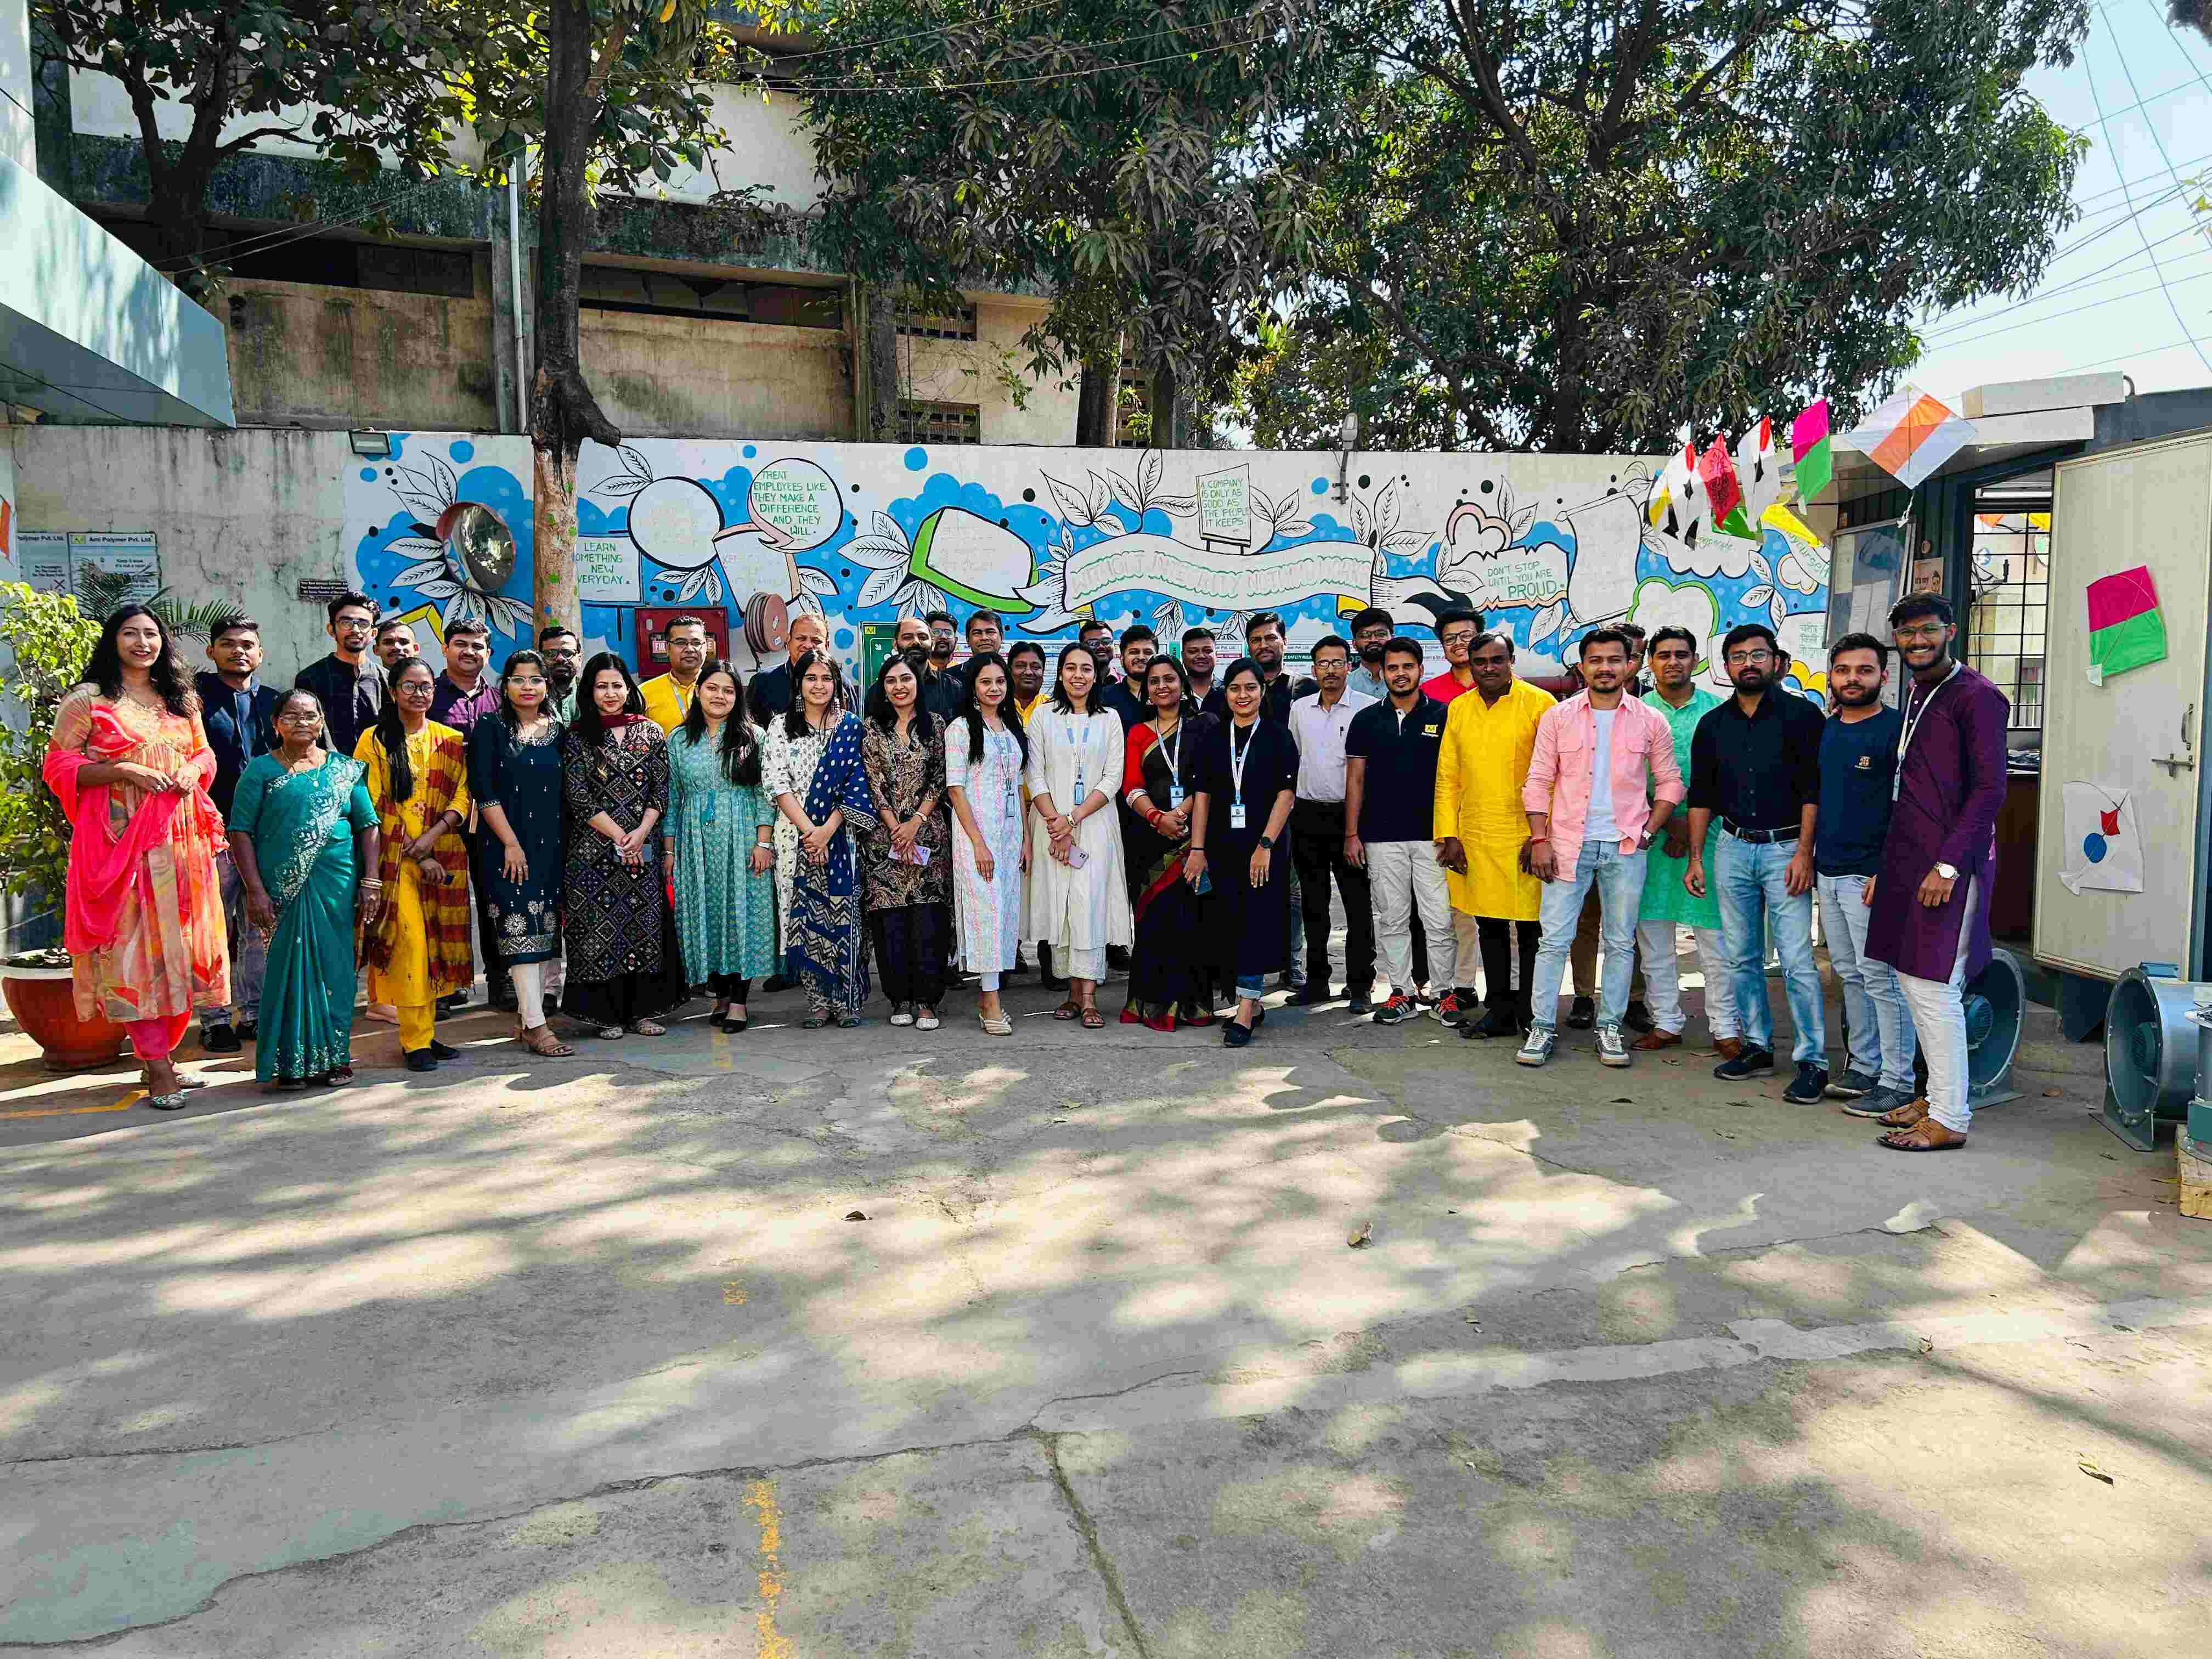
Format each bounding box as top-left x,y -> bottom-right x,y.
1344,639 -> 1458,1024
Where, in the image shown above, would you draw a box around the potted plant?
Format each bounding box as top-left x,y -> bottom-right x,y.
0,582 -> 121,1069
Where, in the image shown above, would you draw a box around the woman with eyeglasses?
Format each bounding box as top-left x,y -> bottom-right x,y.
223,689 -> 380,1089
354,656 -> 473,1071
764,649 -> 880,1027
561,652 -> 687,1041
469,650 -> 571,1057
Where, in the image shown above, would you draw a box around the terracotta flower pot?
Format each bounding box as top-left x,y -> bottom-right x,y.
3,963 -> 127,1072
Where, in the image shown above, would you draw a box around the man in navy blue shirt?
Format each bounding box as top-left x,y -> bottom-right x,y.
1344,638 -> 1458,1024
195,618 -> 280,1053
1815,633 -> 1917,1116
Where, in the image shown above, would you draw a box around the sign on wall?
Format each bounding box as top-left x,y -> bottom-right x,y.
16,532 -> 70,594
343,435 -> 1833,701
67,532 -> 161,606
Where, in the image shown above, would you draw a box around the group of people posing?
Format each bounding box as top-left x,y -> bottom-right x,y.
46,583 -> 2004,1152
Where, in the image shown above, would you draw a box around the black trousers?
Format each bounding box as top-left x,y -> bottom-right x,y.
708,972 -> 753,1001
463,826 -> 512,1003
1289,802 -> 1374,991
870,902 -> 949,1007
1478,917 -> 1539,1018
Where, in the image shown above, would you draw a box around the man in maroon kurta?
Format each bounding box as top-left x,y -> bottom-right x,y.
1865,595 -> 2010,1150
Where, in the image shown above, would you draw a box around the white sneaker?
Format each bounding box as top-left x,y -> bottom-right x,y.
1515,1026 -> 1556,1067
1596,1024 -> 1631,1067
889,1005 -> 915,1027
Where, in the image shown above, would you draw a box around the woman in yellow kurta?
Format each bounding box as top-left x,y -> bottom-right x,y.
353,657 -> 472,1071
1431,635 -> 1554,1034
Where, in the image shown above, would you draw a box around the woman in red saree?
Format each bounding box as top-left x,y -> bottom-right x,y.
1119,654 -> 1228,1029
43,606 -> 230,1109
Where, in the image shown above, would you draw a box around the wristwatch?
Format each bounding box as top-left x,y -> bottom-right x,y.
1934,862 -> 1959,880
1259,834 -> 1276,850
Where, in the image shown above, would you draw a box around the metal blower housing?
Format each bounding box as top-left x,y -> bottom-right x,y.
2102,968 -> 2211,1152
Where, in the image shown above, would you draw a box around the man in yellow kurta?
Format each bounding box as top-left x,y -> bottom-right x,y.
639,615 -> 709,733
1433,631 -> 1554,1037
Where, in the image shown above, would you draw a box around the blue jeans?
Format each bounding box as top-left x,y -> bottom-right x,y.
1816,873 -> 1915,1091
1528,840 -> 1645,1031
1714,833 -> 1825,1065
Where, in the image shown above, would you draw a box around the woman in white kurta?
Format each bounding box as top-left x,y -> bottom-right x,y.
1023,643 -> 1132,1028
944,652 -> 1028,1035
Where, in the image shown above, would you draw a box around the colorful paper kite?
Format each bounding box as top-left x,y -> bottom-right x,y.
1698,437 -> 1746,538
1843,385 -> 1978,491
1790,400 -> 1832,504
2084,565 -> 2168,686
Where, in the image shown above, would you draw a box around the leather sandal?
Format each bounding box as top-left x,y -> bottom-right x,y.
1631,1029 -> 1681,1051
1876,1097 -> 1930,1130
521,1025 -> 575,1057
1053,999 -> 1081,1020
1079,1006 -> 1105,1029
628,1019 -> 667,1036
1879,1118 -> 1966,1152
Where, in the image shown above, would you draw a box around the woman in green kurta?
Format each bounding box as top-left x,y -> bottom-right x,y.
665,662 -> 778,1031
225,689 -> 381,1090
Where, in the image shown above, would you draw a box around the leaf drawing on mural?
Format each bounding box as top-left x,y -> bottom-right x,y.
374,456 -> 533,638
1105,449 -> 1198,528
1246,484 -> 1313,551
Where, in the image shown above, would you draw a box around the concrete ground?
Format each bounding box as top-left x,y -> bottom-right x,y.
3,937 -> 2209,1656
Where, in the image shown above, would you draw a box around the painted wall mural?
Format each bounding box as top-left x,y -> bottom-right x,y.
346,435 -> 1833,701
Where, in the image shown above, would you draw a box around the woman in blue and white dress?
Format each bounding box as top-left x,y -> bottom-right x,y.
945,652 -> 1029,1035
1022,643 -> 1132,1029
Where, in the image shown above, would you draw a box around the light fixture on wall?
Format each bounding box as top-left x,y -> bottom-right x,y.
348,430 -> 392,459
1334,412 -> 1359,503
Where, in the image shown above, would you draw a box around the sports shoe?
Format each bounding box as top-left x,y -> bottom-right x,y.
1372,993 -> 1419,1025
199,1022 -> 240,1056
236,1020 -> 259,1043
1782,1062 -> 1831,1104
1515,1026 -> 1556,1066
1841,1084 -> 1915,1120
1565,996 -> 1596,1030
1432,990 -> 1472,1023
1623,1000 -> 1655,1034
1826,1068 -> 1880,1101
1713,1047 -> 1775,1081
1596,1024 -> 1631,1067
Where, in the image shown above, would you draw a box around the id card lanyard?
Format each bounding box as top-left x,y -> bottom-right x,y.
1160,724 -> 1185,806
1229,720 -> 1257,830
1068,715 -> 1088,803
1893,659 -> 1959,802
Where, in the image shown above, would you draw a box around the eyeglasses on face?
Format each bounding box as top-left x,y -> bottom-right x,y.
1894,624 -> 1948,642
1724,649 -> 1773,664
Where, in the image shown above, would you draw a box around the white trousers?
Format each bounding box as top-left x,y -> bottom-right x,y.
510,960 -> 549,1029
1893,878 -> 1978,1134
1367,840 -> 1458,995
1635,919 -> 1740,1040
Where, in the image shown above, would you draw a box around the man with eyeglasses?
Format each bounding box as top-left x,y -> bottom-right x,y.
1864,595 -> 2010,1153
1421,608 -> 1485,704
1685,622 -> 1829,1102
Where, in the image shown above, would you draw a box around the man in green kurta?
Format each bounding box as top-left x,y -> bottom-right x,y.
1634,627 -> 1741,1054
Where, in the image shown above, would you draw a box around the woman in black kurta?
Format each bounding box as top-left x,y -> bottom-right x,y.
560,653 -> 689,1039
1186,657 -> 1299,1048
467,650 -> 569,1056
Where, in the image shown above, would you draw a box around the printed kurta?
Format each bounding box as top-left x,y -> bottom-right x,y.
1639,687 -> 1727,928
768,712 -> 879,1014
466,716 -> 566,966
1867,664 -> 2011,983
1022,704 -> 1133,954
560,720 -> 675,984
860,718 -> 951,910
764,718 -> 833,941
945,717 -> 1025,973
1432,678 -> 1554,921
667,729 -> 778,982
43,687 -> 231,1023
354,723 -> 473,1004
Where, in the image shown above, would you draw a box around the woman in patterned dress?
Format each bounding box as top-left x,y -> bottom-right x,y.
860,655 -> 951,1030
1120,654 -> 1227,1031
764,650 -> 879,1028
560,652 -> 687,1040
355,657 -> 473,1071
666,661 -> 777,1032
468,651 -> 571,1058
944,652 -> 1028,1035
43,606 -> 231,1108
1022,642 -> 1132,1029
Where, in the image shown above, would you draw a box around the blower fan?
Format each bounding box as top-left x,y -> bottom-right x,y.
1963,947 -> 2028,1111
2102,966 -> 2212,1152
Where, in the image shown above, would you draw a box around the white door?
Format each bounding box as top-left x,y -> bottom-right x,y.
2035,432 -> 2212,980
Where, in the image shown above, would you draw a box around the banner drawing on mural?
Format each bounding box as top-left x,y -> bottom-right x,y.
345,433 -> 1832,702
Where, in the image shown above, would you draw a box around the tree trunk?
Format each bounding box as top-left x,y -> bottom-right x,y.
529,0 -> 623,641
1149,358 -> 1186,450
1075,351 -> 1121,448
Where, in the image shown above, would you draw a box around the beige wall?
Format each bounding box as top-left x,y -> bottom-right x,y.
225,279 -> 499,431
899,296 -> 1079,445
581,313 -> 853,440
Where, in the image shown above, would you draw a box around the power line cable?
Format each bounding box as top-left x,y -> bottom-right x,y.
1921,216 -> 2209,341
2080,30 -> 2212,370
1924,261 -> 2212,351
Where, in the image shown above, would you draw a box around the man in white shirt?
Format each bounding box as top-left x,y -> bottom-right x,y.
1287,635 -> 1378,1007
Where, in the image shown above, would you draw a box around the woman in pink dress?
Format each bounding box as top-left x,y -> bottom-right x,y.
43,606 -> 231,1108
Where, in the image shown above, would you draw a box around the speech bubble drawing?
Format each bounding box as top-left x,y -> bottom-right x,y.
738,459 -> 842,551
627,476 -> 724,572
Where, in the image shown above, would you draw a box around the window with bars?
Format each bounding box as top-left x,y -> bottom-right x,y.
1967,509 -> 2050,730
897,400 -> 981,444
896,306 -> 978,341
1116,348 -> 1149,447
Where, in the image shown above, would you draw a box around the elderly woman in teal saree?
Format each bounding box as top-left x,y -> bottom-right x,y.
225,689 -> 381,1089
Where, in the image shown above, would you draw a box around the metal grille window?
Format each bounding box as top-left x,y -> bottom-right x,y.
897,400 -> 981,444
1968,507 -> 2050,730
896,306 -> 978,341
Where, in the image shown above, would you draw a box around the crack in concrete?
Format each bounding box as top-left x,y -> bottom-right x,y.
1026,1427 -> 1154,1659
1,1427 -> 326,1470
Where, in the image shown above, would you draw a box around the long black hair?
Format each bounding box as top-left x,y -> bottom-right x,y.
865,653 -> 938,742
677,661 -> 763,786
496,650 -> 554,730
83,604 -> 195,718
1047,641 -> 1101,715
951,650 -> 1029,769
571,651 -> 646,748
782,648 -> 849,740
369,656 -> 437,806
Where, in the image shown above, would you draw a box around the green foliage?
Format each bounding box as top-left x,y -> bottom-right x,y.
71,574 -> 246,642
1234,0 -> 2092,452
0,585 -> 100,906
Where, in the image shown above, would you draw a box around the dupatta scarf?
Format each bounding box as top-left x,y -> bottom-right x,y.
788,712 -> 881,1011
358,725 -> 473,994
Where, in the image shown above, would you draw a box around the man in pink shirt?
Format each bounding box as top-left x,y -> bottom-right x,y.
1515,629 -> 1684,1068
